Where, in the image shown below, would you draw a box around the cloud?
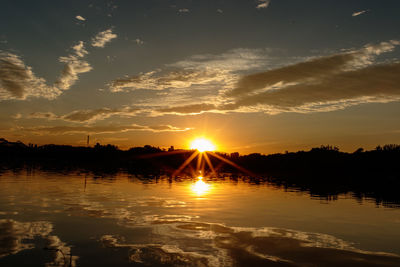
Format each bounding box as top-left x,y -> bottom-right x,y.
0,40 -> 95,101
29,112 -> 59,120
109,69 -> 232,92
71,41 -> 88,57
0,219 -> 53,258
1,26 -> 123,101
352,10 -> 368,17
99,222 -> 400,266
12,113 -> 22,119
0,52 -> 61,100
227,53 -> 356,97
62,107 -> 139,122
75,15 -> 86,21
361,40 -> 399,56
228,41 -> 400,97
45,235 -> 78,267
154,40 -> 400,115
30,107 -> 141,123
229,62 -> 400,112
13,124 -> 192,135
134,38 -> 144,45
108,48 -> 277,110
158,104 -> 218,115
107,41 -> 400,116
0,219 -> 77,266
256,0 -> 271,9
169,48 -> 273,72
55,41 -> 92,90
91,28 -> 117,48
178,8 -> 189,13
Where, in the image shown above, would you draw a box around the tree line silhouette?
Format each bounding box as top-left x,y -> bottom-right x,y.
1,138 -> 399,206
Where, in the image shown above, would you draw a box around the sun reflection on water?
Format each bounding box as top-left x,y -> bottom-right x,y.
190,176 -> 211,197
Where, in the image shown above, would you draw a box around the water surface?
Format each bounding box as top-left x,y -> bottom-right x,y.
1,171 -> 400,266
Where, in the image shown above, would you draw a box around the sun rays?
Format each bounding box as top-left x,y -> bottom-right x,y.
170,138 -> 252,179
138,137 -> 251,179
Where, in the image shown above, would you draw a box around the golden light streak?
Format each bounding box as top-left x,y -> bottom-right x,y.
203,152 -> 217,178
149,137 -> 250,178
172,150 -> 199,177
208,152 -> 254,176
197,152 -> 203,171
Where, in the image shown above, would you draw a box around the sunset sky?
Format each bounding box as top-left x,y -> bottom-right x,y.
1,0 -> 400,154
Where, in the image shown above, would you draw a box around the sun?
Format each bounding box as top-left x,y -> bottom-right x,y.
190,138 -> 216,152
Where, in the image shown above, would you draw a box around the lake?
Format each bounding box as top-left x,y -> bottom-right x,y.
1,170 -> 400,266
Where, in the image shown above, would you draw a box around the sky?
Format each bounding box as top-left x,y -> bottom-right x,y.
1,0 -> 400,154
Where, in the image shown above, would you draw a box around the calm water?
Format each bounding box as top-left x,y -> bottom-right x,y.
1,171 -> 400,266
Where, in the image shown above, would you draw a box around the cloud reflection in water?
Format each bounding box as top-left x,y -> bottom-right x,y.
2,173 -> 400,266
100,221 -> 400,267
0,219 -> 78,266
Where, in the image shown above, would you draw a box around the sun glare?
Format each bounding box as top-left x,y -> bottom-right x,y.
190,176 -> 211,196
190,138 -> 216,152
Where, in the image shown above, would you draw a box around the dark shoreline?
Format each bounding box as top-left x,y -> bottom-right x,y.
1,138 -> 400,207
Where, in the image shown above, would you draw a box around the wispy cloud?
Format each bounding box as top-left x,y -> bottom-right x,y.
71,41 -> 88,57
12,113 -> 22,119
28,112 -> 58,120
107,48 -> 299,112
1,27 -> 119,101
14,124 -> 192,135
158,103 -> 218,115
169,48 -> 274,71
153,40 -> 400,115
352,10 -> 368,17
134,38 -> 144,45
0,219 -> 53,258
256,0 -> 271,9
91,28 -> 117,48
228,41 -> 399,97
109,69 -> 232,92
108,48 -> 276,102
75,15 -> 86,21
55,41 -> 92,90
106,41 -> 400,116
178,8 -> 190,13
0,40 -> 94,101
0,219 -> 77,266
228,62 -> 400,113
30,107 -> 141,123
0,52 -> 61,100
229,40 -> 399,96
